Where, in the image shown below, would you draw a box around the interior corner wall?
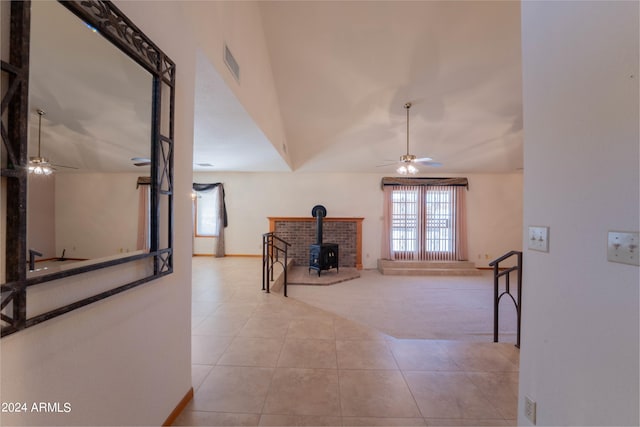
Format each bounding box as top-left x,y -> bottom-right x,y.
182,1 -> 290,167
466,173 -> 523,267
519,2 -> 639,426
0,2 -> 196,426
192,171 -> 522,268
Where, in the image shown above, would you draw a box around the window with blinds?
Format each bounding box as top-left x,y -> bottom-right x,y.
389,185 -> 462,260
391,189 -> 419,253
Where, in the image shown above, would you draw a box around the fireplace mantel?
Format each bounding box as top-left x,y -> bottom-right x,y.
268,217 -> 364,269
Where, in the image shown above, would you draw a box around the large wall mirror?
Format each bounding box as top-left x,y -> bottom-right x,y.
0,0 -> 175,337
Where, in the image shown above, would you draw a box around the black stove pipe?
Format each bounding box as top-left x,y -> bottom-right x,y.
316,215 -> 323,245
311,205 -> 327,245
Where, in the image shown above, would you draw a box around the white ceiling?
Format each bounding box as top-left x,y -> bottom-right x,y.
193,51 -> 291,173
30,1 -> 523,175
29,1 -> 153,174
194,1 -> 523,174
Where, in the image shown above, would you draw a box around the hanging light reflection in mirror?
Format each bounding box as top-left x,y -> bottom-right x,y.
28,109 -> 54,176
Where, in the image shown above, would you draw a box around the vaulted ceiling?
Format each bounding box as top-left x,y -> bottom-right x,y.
27,1 -> 522,176
194,1 -> 523,174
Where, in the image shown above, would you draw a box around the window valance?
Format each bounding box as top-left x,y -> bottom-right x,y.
136,176 -> 151,188
381,177 -> 468,189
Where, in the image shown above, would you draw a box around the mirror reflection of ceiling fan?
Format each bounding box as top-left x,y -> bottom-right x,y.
28,109 -> 78,175
131,157 -> 151,167
379,102 -> 442,175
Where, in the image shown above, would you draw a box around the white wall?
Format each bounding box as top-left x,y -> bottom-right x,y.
0,2 -> 196,425
519,2 -> 639,425
54,173 -> 140,260
193,171 -> 522,268
183,1 -> 290,166
466,173 -> 523,266
27,175 -> 56,259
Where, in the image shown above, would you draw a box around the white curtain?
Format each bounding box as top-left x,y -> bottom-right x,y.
212,185 -> 225,257
453,185 -> 468,261
381,186 -> 394,259
136,185 -> 150,251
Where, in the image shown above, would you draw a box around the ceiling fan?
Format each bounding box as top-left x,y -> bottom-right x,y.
380,102 -> 442,175
28,109 -> 78,175
131,157 -> 151,167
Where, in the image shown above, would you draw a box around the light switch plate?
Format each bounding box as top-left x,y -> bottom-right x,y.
607,231 -> 639,266
524,395 -> 537,425
528,226 -> 549,252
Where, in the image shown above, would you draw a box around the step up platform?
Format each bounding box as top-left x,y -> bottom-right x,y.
270,260 -> 361,291
377,259 -> 482,276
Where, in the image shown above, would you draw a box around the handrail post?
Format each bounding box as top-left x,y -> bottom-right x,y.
490,250 -> 523,347
262,234 -> 266,291
516,251 -> 523,348
493,261 -> 499,343
265,234 -> 271,293
261,232 -> 291,297
284,249 -> 288,297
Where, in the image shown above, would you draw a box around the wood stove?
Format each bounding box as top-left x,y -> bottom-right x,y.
309,205 -> 339,276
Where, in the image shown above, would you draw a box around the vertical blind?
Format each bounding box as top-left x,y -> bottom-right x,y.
384,184 -> 467,261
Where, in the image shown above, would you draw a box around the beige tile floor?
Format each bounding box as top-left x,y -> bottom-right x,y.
175,257 -> 519,426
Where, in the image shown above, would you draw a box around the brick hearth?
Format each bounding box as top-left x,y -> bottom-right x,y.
268,217 -> 364,269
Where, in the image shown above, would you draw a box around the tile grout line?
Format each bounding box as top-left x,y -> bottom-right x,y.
257,303 -> 293,420
389,341 -> 427,421
332,317 -> 344,421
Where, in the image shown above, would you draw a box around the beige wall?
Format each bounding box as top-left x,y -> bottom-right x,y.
193,171 -> 523,268
27,175 -> 56,259
0,2 -> 196,425
54,173 -> 140,260
519,1 -> 639,425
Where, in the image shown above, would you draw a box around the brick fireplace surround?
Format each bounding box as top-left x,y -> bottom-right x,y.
268,217 -> 364,269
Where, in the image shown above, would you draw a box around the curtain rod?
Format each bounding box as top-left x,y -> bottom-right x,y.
381,177 -> 468,189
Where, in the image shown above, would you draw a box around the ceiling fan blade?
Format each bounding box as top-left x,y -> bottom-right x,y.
52,163 -> 79,169
376,161 -> 399,167
415,159 -> 442,167
413,157 -> 433,163
131,157 -> 151,167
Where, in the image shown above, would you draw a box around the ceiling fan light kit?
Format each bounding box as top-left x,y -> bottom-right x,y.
28,109 -> 54,176
28,157 -> 54,175
397,163 -> 418,175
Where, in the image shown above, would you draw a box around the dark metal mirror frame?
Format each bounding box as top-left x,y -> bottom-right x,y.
0,0 -> 175,337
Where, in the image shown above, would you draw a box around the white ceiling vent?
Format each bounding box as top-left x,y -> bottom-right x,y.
224,44 -> 240,82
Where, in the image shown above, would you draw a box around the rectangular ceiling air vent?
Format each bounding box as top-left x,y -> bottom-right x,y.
224,44 -> 240,82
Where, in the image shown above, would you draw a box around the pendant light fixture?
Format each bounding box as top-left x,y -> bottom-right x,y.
397,102 -> 418,175
28,109 -> 54,176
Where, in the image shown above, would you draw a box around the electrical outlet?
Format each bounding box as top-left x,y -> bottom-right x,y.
607,231 -> 640,266
524,395 -> 537,424
528,226 -> 549,252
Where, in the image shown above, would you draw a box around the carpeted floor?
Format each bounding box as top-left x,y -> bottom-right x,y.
286,268 -> 519,343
